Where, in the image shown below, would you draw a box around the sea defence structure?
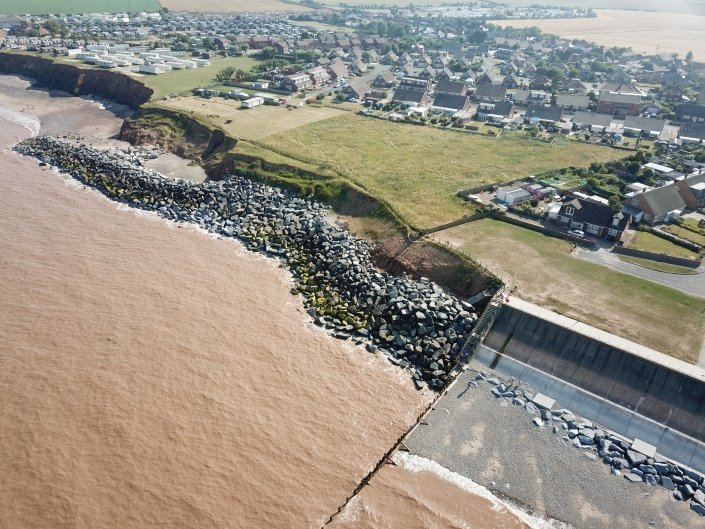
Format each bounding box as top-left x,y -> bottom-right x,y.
473,297 -> 705,473
14,137 -> 481,390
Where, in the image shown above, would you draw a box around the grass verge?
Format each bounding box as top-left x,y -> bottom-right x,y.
617,255 -> 699,275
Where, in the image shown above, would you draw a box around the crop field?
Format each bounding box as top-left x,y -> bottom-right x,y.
433,218 -> 705,363
155,97 -> 346,139
253,114 -> 625,229
133,56 -> 260,99
0,0 -> 160,15
490,9 -> 705,59
159,0 -> 312,12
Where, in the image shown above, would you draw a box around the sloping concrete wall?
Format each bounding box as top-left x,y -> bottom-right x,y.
482,306 -> 705,443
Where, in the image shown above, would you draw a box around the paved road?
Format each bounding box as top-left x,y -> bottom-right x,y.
574,246 -> 705,298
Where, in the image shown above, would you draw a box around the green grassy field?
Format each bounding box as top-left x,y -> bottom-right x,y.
0,0 -> 160,15
626,231 -> 701,260
433,218 -> 705,363
253,114 -> 625,229
135,56 -> 260,99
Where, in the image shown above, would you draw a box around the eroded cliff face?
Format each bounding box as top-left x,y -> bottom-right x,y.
119,108 -> 236,161
0,53 -> 153,107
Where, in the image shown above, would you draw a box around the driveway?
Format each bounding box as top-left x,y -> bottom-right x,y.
573,245 -> 705,298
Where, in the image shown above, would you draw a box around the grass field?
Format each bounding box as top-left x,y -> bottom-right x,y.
160,0 -> 312,12
134,56 -> 260,99
626,231 -> 701,260
617,255 -> 698,274
155,97 -> 346,139
0,0 -> 159,15
289,19 -> 355,33
253,114 -> 625,229
433,218 -> 705,363
490,9 -> 705,60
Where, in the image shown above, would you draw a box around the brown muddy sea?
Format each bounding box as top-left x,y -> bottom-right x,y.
0,75 -> 540,529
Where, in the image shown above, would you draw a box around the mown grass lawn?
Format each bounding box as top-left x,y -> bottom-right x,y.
433,218 -> 705,363
137,56 -> 261,99
256,114 -> 626,229
627,231 -> 701,260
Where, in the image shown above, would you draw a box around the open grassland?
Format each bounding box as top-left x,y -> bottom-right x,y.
0,0 -> 160,15
627,231 -> 702,260
289,19 -> 355,33
160,0 -> 312,12
253,114 -> 625,229
433,218 -> 705,363
155,97 -> 346,139
490,9 -> 705,59
134,56 -> 260,98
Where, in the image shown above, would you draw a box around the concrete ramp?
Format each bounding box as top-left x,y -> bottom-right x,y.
482,300 -> 705,444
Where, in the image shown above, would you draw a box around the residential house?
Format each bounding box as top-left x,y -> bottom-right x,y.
675,103 -> 705,124
417,65 -> 436,80
679,122 -> 705,145
512,89 -> 547,107
392,77 -> 431,107
431,94 -> 470,115
382,50 -> 398,65
473,84 -> 506,102
502,74 -> 521,89
476,101 -> 515,122
555,94 -> 590,111
373,70 -> 396,88
529,75 -> 552,91
555,197 -> 630,241
622,185 -> 686,225
476,72 -> 498,85
622,116 -> 666,138
434,80 -> 467,96
675,173 -> 705,209
572,111 -> 612,132
563,78 -> 589,94
524,104 -> 563,126
307,66 -> 330,86
327,61 -> 349,80
436,69 -> 454,82
596,92 -> 642,117
349,58 -> 367,75
343,81 -> 369,101
431,55 -> 448,69
281,72 -> 314,92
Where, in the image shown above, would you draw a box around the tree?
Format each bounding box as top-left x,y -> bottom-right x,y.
686,51 -> 694,62
216,66 -> 235,82
257,46 -> 277,60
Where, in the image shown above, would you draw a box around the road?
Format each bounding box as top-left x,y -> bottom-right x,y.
574,245 -> 705,298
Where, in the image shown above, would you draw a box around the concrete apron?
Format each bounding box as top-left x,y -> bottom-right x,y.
475,345 -> 705,475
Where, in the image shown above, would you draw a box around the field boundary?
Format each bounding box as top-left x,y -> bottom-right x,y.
612,246 -> 702,269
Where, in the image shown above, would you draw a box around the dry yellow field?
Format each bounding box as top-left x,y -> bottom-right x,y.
160,0 -> 312,12
491,9 -> 705,59
155,97 -> 345,139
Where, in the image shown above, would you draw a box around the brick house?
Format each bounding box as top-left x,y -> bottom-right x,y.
556,197 -> 630,241
675,173 -> 705,209
622,185 -> 686,225
596,92 -> 642,117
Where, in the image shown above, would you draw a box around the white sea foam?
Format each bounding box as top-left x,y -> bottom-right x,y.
395,452 -> 574,529
0,104 -> 41,137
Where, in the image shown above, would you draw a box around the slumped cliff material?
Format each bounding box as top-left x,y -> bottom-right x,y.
14,137 -> 479,388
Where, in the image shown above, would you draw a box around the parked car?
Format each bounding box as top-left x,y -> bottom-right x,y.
568,229 -> 585,238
